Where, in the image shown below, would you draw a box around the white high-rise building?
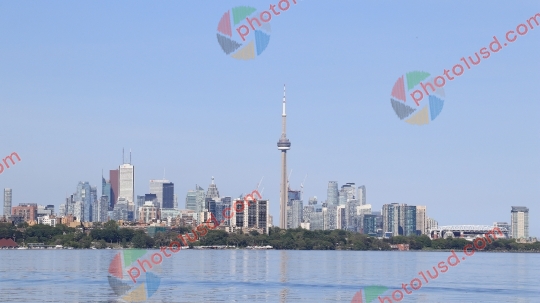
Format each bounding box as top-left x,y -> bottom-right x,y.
119,163 -> 135,207
416,206 -> 427,235
357,185 -> 366,205
511,206 -> 529,239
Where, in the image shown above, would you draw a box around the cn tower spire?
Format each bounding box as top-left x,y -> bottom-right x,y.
282,84 -> 287,136
277,84 -> 291,229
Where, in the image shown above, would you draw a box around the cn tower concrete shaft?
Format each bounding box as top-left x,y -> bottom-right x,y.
277,85 -> 291,229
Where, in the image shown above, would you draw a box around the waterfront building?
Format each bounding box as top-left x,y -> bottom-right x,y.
372,210 -> 383,235
363,214 -> 378,235
400,204 -> 417,236
511,206 -> 529,239
382,203 -> 400,237
416,206 -> 427,235
382,203 -> 417,236
228,198 -> 269,234
3,188 -> 12,219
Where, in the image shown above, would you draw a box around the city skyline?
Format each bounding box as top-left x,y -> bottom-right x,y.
1,2 -> 538,236
2,175 -> 532,238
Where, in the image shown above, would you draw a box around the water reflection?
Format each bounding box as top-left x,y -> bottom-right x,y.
280,250 -> 289,302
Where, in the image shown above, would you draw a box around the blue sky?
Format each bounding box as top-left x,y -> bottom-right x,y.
1,1 -> 539,236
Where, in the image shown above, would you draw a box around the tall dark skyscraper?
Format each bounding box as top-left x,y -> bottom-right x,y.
162,182 -> 174,209
102,176 -> 111,208
277,85 -> 291,229
109,169 -> 119,210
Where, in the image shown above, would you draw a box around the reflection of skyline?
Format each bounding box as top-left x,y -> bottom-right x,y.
280,250 -> 289,303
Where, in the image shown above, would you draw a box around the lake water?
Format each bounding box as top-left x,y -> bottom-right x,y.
0,249 -> 538,302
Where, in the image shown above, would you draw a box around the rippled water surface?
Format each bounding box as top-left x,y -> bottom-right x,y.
0,249 -> 538,302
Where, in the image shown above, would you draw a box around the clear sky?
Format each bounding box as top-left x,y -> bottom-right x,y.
1,1 -> 539,236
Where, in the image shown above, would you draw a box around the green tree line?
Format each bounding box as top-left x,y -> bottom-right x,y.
1,222 -> 538,251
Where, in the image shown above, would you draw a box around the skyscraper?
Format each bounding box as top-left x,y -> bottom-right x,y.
109,169 -> 119,209
277,85 -> 291,229
185,190 -> 197,211
206,177 -> 220,200
150,179 -> 174,209
3,188 -> 12,219
102,175 -> 111,208
358,185 -> 366,205
382,203 -> 417,237
205,177 -> 220,216
382,203 -> 400,237
75,182 -> 92,222
511,206 -> 529,239
326,181 -> 338,205
416,206 -> 427,235
119,163 -> 134,207
185,185 -> 206,214
90,186 -> 98,222
400,204 -> 417,236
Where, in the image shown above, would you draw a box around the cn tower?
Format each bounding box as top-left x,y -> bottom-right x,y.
277,85 -> 291,229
